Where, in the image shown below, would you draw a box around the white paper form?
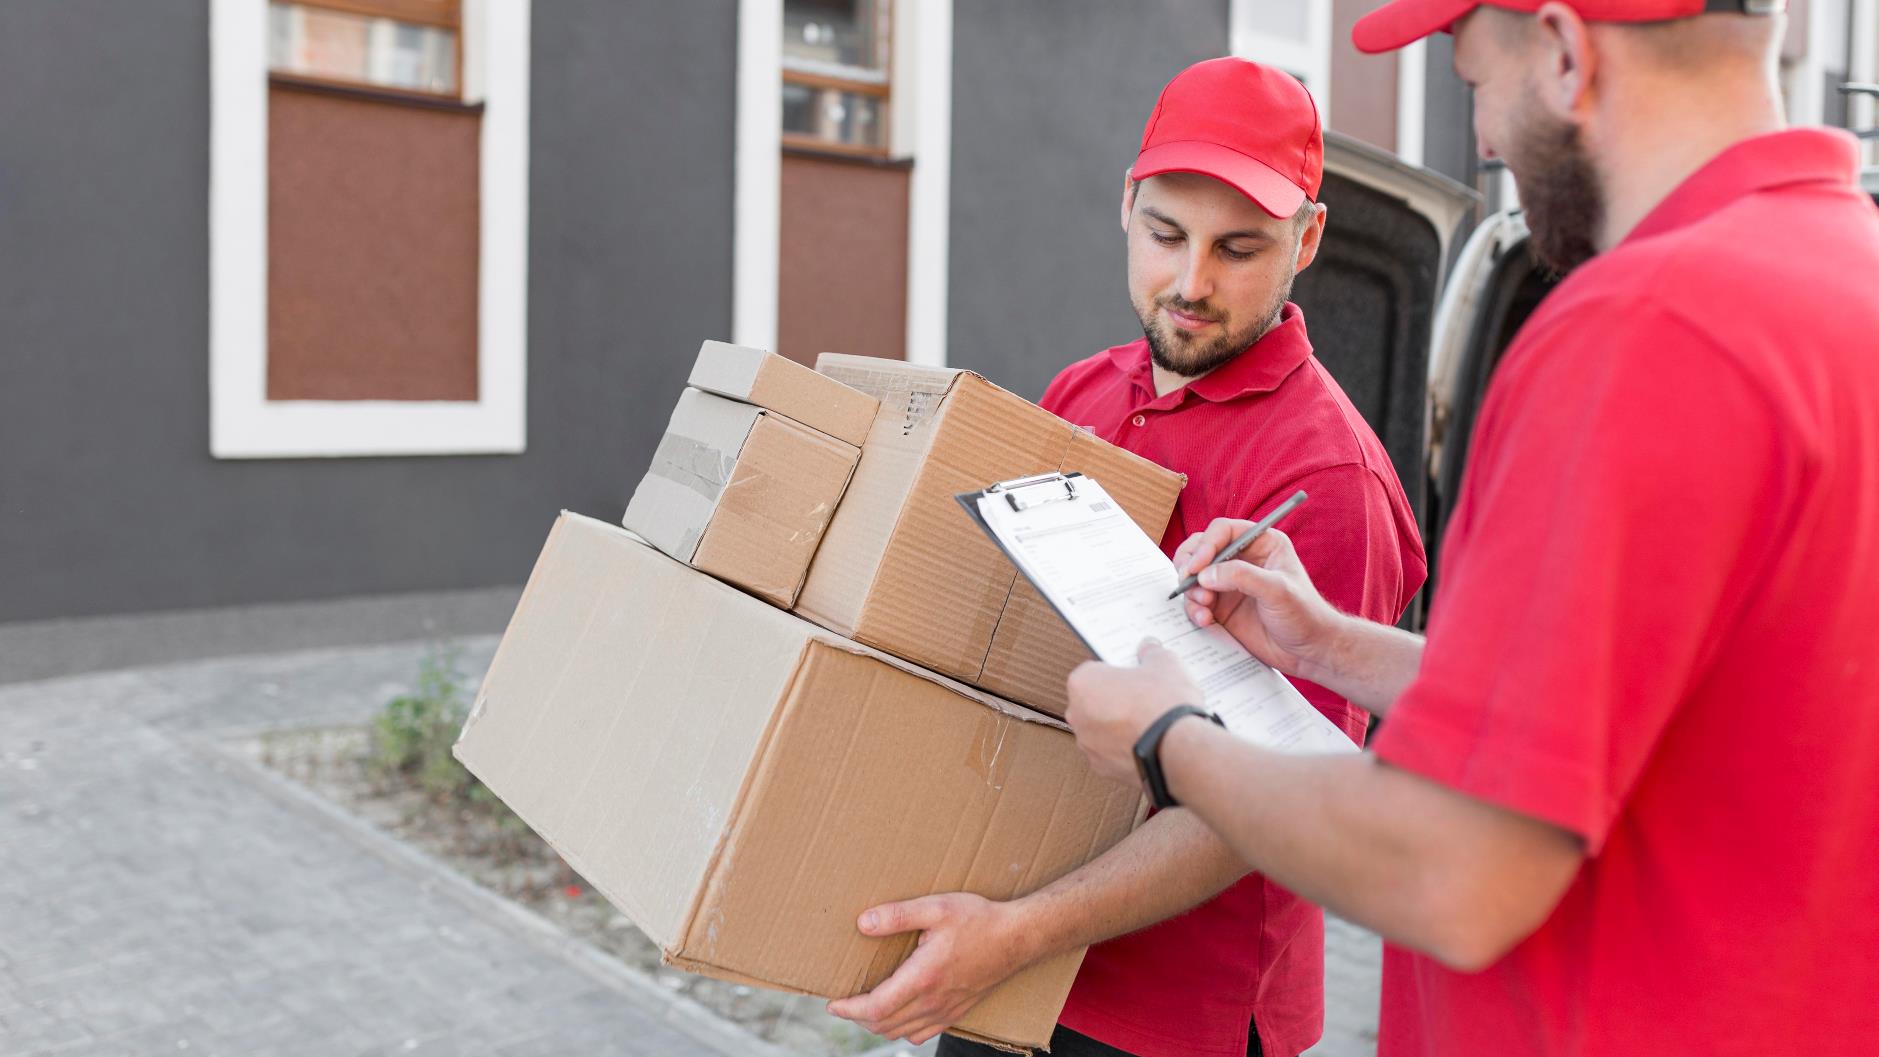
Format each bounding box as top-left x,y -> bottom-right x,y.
970,476 -> 1356,755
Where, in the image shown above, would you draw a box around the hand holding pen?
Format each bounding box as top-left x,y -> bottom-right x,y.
1168,490 -> 1308,599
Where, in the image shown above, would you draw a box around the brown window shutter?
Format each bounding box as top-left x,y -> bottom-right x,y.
777,149 -> 911,366
265,80 -> 482,401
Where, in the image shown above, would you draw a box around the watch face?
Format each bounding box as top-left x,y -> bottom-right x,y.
1133,705 -> 1214,809
1132,724 -> 1161,805
1133,736 -> 1155,788
1134,718 -> 1172,809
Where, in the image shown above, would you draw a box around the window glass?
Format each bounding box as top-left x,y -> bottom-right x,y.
269,2 -> 458,96
781,0 -> 891,152
784,0 -> 889,80
783,82 -> 886,150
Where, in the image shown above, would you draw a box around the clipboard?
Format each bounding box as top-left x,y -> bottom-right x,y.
954,471 -> 1358,755
955,471 -> 1103,657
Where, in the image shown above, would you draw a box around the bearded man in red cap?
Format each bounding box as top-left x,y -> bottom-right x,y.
827,57 -> 1428,1057
1062,2 -> 1879,1056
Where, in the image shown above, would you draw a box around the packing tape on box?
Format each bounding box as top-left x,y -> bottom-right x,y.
816,361 -> 952,438
648,432 -> 740,503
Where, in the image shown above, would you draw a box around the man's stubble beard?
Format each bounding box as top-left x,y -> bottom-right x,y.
1506,92 -> 1605,276
1134,275 -> 1295,379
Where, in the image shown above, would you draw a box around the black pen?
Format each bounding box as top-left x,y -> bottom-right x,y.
1167,490 -> 1308,599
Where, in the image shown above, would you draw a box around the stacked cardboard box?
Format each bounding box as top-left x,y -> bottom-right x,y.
456,513 -> 1143,1050
799,355 -> 1187,717
458,340 -> 1186,1052
623,342 -> 878,607
686,339 -> 878,447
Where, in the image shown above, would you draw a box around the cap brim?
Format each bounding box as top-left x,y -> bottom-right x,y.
1133,141 -> 1307,219
1352,0 -> 1480,53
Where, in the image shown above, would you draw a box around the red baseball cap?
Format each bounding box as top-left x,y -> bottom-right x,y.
1352,0 -> 1768,54
1132,57 -> 1324,219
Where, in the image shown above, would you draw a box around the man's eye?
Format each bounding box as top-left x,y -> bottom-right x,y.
1222,247 -> 1256,262
1150,231 -> 1182,246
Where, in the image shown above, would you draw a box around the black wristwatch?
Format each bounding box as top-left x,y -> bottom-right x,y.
1133,704 -> 1225,809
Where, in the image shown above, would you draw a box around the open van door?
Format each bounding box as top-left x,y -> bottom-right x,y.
1421,208 -> 1560,605
1289,133 -> 1476,625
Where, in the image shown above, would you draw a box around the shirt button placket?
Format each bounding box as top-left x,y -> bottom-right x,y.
1132,413 -> 1147,427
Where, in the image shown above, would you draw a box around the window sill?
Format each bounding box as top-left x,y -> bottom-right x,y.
268,72 -> 485,115
782,141 -> 913,170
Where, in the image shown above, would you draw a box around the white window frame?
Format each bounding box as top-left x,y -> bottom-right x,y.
902,0 -> 953,368
734,0 -> 782,358
734,0 -> 952,367
1228,0 -> 1334,122
210,0 -> 530,459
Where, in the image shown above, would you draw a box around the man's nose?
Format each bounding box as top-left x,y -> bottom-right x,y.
1176,250 -> 1215,303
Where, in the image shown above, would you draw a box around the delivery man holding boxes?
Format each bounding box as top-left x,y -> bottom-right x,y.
830,57 -> 1427,1057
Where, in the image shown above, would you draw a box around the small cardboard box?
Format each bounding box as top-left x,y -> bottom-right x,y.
688,340 -> 881,447
454,513 -> 1144,1053
623,387 -> 860,608
796,356 -> 1186,717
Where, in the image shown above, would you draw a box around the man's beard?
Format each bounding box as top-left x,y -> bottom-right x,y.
1134,279 -> 1293,379
1507,102 -> 1604,276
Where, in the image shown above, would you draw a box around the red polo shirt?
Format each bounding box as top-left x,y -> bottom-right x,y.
1372,129 -> 1879,1057
1043,303 -> 1428,1057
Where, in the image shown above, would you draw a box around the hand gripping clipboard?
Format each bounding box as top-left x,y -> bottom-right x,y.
954,471 -> 1358,754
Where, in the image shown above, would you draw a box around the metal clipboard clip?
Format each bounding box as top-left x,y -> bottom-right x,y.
985,471 -> 1083,512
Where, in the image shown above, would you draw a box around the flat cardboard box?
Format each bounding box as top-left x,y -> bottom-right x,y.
795,356 -> 1186,717
454,513 -> 1144,1052
623,387 -> 860,608
688,340 -> 881,447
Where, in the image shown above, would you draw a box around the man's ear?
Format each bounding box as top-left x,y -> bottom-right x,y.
1120,170 -> 1137,234
1293,203 -> 1329,274
1532,1 -> 1597,121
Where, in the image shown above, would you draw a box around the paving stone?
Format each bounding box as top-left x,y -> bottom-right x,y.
0,642 -> 739,1057
0,640 -> 1386,1057
1309,916 -> 1383,1056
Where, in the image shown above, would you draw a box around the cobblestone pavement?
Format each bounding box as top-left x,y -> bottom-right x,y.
0,640 -> 1382,1057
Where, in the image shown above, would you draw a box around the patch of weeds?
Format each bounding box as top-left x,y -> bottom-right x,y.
371,644 -> 474,796
367,646 -> 534,846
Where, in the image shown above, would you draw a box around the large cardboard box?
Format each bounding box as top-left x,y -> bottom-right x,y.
455,513 -> 1144,1052
796,356 -> 1186,716
623,387 -> 860,608
688,340 -> 881,447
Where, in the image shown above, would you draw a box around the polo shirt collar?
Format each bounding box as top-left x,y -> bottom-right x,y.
1106,302 -> 1315,404
1625,128 -> 1860,245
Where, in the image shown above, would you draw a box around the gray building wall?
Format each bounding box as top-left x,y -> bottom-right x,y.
1420,35 -> 1480,198
0,1 -> 737,624
945,0 -> 1231,402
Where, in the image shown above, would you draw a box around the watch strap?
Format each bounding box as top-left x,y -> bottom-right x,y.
1133,704 -> 1226,809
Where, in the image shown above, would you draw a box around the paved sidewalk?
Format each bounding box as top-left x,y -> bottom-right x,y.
0,640 -> 1381,1057
0,640 -> 776,1057
1319,917 -> 1382,1056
